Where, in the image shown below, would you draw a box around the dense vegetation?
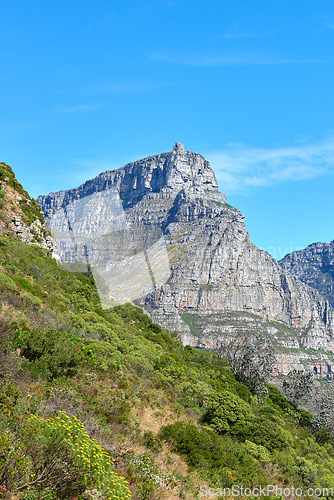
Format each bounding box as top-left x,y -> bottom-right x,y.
1,235 -> 334,499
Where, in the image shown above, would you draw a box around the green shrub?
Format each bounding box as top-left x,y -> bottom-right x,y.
243,440 -> 271,463
160,422 -> 226,469
32,412 -> 131,499
22,293 -> 42,309
12,275 -> 35,293
0,272 -> 17,291
14,329 -> 85,380
202,391 -> 254,436
246,415 -> 288,451
314,427 -> 333,445
292,457 -> 317,487
0,411 -> 131,499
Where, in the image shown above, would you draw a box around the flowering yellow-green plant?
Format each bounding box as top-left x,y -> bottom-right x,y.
30,412 -> 131,499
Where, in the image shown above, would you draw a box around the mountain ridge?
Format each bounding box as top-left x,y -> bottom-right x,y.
37,143 -> 225,217
38,144 -> 334,372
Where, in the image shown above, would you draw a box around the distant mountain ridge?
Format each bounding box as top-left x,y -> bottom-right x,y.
38,143 -> 334,373
280,241 -> 334,309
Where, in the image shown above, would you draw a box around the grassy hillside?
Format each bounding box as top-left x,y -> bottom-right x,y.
1,235 -> 334,499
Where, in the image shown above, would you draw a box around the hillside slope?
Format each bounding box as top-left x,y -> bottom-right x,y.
2,164 -> 334,499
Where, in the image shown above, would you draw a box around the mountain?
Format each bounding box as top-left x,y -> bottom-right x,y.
280,241 -> 334,309
4,160 -> 334,498
38,144 -> 334,373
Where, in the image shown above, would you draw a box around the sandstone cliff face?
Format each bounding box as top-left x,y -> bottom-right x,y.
37,144 -> 334,361
280,242 -> 334,309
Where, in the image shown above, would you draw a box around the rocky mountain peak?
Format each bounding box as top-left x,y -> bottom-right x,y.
173,142 -> 185,151
37,144 -> 224,216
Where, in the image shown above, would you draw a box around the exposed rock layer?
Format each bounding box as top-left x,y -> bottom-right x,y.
280,241 -> 334,309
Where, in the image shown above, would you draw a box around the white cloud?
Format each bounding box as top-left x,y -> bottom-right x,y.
206,139 -> 334,195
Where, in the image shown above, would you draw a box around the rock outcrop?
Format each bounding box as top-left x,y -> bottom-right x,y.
0,162 -> 56,255
280,241 -> 334,309
38,144 -> 334,367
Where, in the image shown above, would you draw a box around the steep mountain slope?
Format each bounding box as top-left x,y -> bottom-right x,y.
280,241 -> 334,309
38,144 -> 334,371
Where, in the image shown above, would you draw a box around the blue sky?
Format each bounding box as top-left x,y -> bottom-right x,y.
1,0 -> 334,257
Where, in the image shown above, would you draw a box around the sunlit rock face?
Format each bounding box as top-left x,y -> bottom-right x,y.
280,241 -> 334,309
38,144 -> 334,363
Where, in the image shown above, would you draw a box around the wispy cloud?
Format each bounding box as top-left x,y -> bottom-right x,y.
54,103 -> 103,114
152,51 -> 331,67
206,139 -> 334,195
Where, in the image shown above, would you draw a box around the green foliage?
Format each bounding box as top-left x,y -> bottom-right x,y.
247,414 -> 289,451
203,393 -> 290,451
142,430 -> 162,452
160,421 -> 226,469
12,275 -> 35,293
243,440 -> 271,463
19,198 -> 44,225
159,421 -> 270,488
14,329 -> 86,380
0,382 -> 21,416
291,457 -> 317,487
2,231 -> 334,497
202,390 -> 254,436
32,412 -> 131,499
0,415 -> 84,497
0,189 -> 5,209
314,427 -> 334,445
0,271 -> 18,291
0,410 -> 131,499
